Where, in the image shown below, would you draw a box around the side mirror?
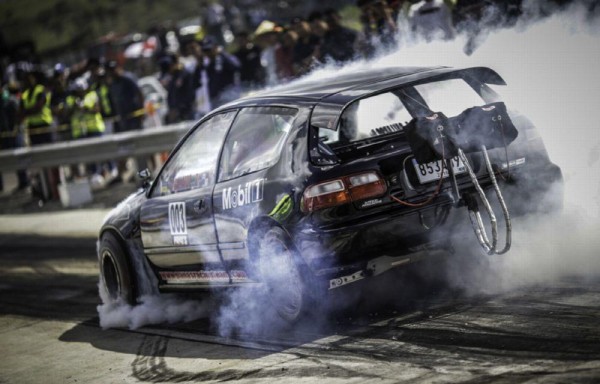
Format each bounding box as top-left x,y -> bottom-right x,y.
137,168 -> 152,189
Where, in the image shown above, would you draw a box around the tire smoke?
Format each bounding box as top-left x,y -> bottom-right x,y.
97,3 -> 600,333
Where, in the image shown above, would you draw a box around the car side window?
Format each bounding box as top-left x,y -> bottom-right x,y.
218,107 -> 297,181
151,111 -> 236,197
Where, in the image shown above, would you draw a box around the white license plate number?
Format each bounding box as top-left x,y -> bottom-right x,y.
412,156 -> 466,184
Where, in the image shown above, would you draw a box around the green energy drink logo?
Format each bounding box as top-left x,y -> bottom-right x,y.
269,194 -> 293,222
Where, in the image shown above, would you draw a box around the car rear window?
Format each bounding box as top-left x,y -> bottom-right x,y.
320,78 -> 486,146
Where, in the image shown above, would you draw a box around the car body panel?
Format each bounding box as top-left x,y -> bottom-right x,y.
99,65 -> 563,293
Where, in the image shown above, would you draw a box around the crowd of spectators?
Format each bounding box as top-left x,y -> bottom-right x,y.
1,0 -> 595,202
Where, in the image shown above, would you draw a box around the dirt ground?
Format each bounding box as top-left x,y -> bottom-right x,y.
1,234 -> 599,383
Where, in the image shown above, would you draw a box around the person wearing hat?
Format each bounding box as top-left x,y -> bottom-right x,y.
253,20 -> 282,86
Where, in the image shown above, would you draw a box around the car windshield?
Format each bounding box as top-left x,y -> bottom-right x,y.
320,78 -> 487,146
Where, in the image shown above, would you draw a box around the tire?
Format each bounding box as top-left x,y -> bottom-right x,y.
99,232 -> 135,305
256,226 -> 307,323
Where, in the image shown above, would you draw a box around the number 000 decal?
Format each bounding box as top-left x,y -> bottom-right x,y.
168,202 -> 187,235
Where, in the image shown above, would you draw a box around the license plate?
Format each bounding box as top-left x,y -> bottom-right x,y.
412,156 -> 466,184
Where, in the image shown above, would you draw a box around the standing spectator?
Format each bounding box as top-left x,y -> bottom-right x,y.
68,79 -> 105,140
198,36 -> 241,108
86,58 -> 117,135
0,80 -> 28,192
358,0 -> 398,52
20,67 -> 52,146
275,29 -> 298,81
66,78 -> 107,185
20,66 -> 59,201
180,39 -> 200,73
308,12 -> 329,64
183,40 -> 211,119
105,61 -> 144,132
92,67 -> 117,135
233,31 -> 265,89
253,20 -> 281,87
105,61 -> 145,179
89,67 -> 119,181
409,0 -> 456,41
160,55 -> 195,124
48,63 -> 70,141
322,8 -> 361,63
290,18 -> 320,75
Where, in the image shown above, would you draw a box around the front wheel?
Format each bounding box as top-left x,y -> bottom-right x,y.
99,232 -> 135,304
256,227 -> 307,323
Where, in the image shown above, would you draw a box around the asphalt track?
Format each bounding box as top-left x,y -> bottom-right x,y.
1,234 -> 599,383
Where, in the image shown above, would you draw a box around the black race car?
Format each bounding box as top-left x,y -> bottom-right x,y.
99,66 -> 563,322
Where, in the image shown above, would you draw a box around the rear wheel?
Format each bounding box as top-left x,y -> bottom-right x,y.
99,232 -> 135,304
256,227 -> 307,323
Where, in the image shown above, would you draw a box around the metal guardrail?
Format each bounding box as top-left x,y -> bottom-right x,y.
0,122 -> 192,172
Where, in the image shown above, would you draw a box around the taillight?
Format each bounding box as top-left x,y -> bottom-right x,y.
302,171 -> 387,212
303,180 -> 350,212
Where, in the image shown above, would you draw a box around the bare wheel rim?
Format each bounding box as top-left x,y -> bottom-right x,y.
258,235 -> 303,318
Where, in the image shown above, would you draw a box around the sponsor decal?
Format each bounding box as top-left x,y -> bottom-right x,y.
172,235 -> 188,246
359,198 -> 383,209
168,202 -> 188,245
329,270 -> 366,289
160,270 -> 249,283
222,178 -> 265,210
501,157 -> 526,169
268,194 -> 293,221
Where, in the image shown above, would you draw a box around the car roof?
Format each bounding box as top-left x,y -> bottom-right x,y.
218,65 -> 505,129
251,66 -> 440,99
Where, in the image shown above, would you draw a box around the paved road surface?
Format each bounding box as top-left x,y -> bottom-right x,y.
1,234 -> 599,383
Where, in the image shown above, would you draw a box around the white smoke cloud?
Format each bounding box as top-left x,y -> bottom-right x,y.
97,287 -> 212,330
97,4 -> 600,332
392,4 -> 600,291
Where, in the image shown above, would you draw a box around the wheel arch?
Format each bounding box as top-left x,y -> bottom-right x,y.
247,216 -> 289,264
246,215 -> 317,285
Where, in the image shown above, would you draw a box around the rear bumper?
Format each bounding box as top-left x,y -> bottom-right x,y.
326,246 -> 450,290
293,160 -> 563,285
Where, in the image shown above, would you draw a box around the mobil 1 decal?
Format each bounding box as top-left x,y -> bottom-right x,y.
168,202 -> 188,246
222,178 -> 265,210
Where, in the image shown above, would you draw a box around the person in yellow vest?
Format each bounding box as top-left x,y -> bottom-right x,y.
69,77 -> 105,140
20,69 -> 53,146
19,68 -> 59,202
90,66 -> 117,135
67,78 -> 107,186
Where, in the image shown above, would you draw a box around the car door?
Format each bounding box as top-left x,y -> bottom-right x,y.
140,111 -> 236,270
213,107 -> 298,268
